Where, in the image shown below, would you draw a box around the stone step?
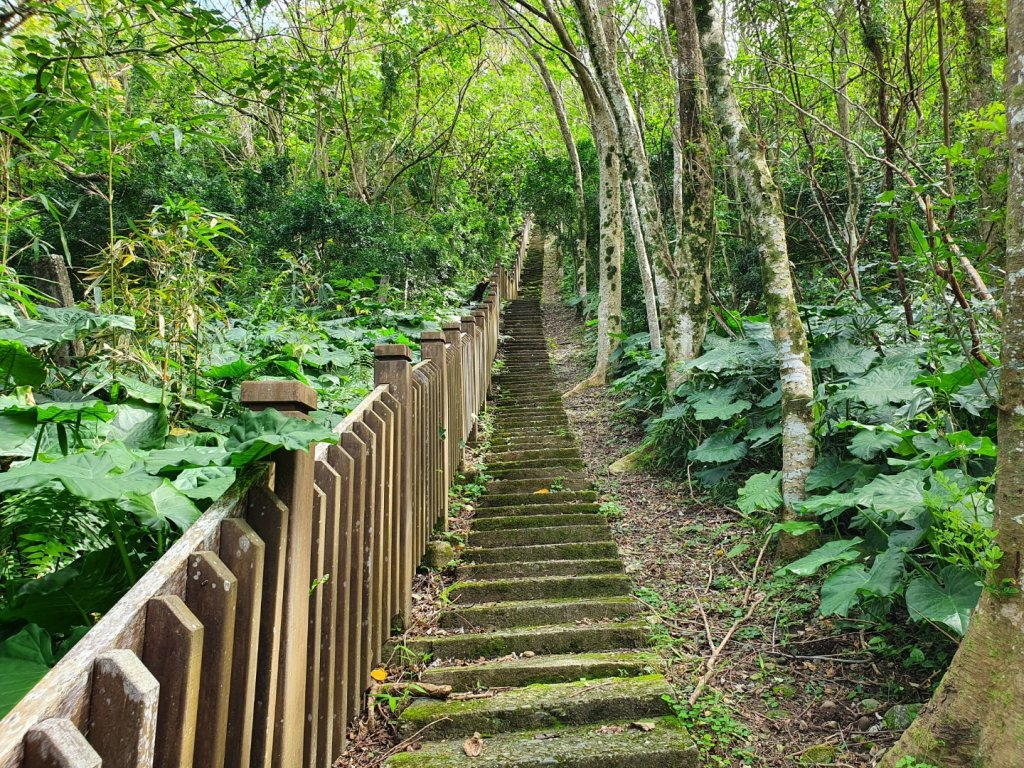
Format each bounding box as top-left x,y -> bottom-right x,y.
420,650 -> 663,691
472,513 -> 603,530
439,595 -> 639,630
473,502 -> 601,519
457,557 -> 622,581
485,478 -> 591,496
461,541 -> 619,564
447,573 -> 630,605
468,524 -> 610,549
485,468 -> 585,481
398,674 -> 673,740
392,621 -> 652,661
482,447 -> 582,463
385,720 -> 697,768
485,458 -> 585,472
477,491 -> 596,508
487,439 -> 578,454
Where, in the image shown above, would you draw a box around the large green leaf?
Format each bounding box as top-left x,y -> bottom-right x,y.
686,386 -> 751,421
737,471 -> 782,514
0,411 -> 37,454
105,400 -> 169,450
805,455 -> 865,492
145,445 -> 231,473
0,307 -> 133,349
119,480 -> 201,530
0,548 -> 130,633
820,564 -> 869,616
860,546 -> 906,597
841,363 -> 922,407
223,408 -> 337,467
905,566 -> 983,636
173,466 -> 237,500
779,538 -> 863,577
0,340 -> 45,389
0,625 -> 55,718
814,339 -> 878,376
849,429 -> 904,460
0,448 -> 162,501
850,470 -> 929,517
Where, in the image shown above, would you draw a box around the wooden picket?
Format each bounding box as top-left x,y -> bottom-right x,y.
0,217 -> 530,768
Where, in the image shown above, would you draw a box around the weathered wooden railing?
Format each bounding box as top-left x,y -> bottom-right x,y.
0,217 -> 530,768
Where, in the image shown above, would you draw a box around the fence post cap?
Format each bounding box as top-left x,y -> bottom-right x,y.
241,380 -> 317,413
442,321 -> 463,331
374,344 -> 412,362
420,331 -> 446,343
460,315 -> 476,325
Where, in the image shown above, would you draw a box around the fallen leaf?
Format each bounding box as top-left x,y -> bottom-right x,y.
464,732 -> 484,757
370,667 -> 388,682
533,488 -> 550,494
596,724 -> 625,735
522,651 -> 536,658
631,721 -> 657,732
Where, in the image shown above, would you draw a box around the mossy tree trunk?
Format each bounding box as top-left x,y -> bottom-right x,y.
702,7 -> 816,548
879,8 -> 1024,764
626,181 -> 662,352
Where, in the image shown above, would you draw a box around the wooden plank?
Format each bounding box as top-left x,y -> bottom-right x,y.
0,469 -> 264,768
324,445 -> 355,751
268,448 -> 314,768
338,432 -> 370,722
219,519 -> 266,768
87,650 -> 159,768
246,484 -> 289,768
371,398 -> 395,635
142,596 -> 203,768
303,486 -> 327,768
352,418 -> 381,665
378,391 -> 402,632
23,719 -> 100,768
313,457 -> 343,759
186,551 -> 238,768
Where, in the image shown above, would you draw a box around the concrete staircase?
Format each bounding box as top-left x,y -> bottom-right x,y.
385,241 -> 696,767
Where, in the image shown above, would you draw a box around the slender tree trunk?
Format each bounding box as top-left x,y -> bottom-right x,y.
572,0 -> 711,389
880,9 -> 1024,765
703,6 -> 815,549
835,7 -> 862,293
959,0 -> 1004,256
626,181 -> 662,351
529,49 -> 589,303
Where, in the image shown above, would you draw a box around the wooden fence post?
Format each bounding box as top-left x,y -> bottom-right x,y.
459,316 -> 478,441
373,345 -> 413,626
443,322 -> 465,472
88,650 -> 159,768
239,380 -> 317,768
24,719 -> 100,768
420,332 -> 450,530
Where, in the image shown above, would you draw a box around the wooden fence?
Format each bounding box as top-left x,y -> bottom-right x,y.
0,218 -> 530,768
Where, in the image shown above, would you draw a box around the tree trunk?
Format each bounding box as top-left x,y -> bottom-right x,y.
571,0 -> 711,390
879,8 -> 1024,765
835,6 -> 862,293
702,6 -> 816,549
626,181 -> 662,351
529,48 -> 589,303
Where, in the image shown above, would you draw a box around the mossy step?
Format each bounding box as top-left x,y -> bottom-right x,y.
477,491 -> 596,508
483,451 -> 582,467
493,407 -> 566,416
447,573 -> 630,604
474,502 -> 600,519
485,469 -> 584,485
439,595 -> 639,630
468,524 -> 610,549
420,650 -> 663,691
386,719 -> 696,768
390,621 -> 651,661
485,480 -> 591,498
398,674 -> 673,740
491,425 -> 572,437
485,458 -> 586,473
472,513 -> 603,530
461,541 -> 618,565
457,557 -> 621,581
487,439 -> 578,454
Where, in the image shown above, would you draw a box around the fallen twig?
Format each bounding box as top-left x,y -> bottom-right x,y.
688,592 -> 766,706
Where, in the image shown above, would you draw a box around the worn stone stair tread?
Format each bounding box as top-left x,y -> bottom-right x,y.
398,674 -> 674,739
457,557 -> 622,581
447,573 -> 631,604
385,720 -> 697,767
419,650 -> 664,690
468,525 -> 612,548
392,621 -> 652,660
439,595 -> 640,630
484,468 -> 586,483
472,502 -> 600,519
477,491 -> 597,508
485,458 -> 586,472
471,513 -> 604,530
461,541 -> 619,563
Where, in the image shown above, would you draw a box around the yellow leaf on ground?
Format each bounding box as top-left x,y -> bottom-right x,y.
533,488 -> 550,494
370,667 -> 388,682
